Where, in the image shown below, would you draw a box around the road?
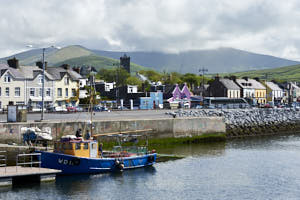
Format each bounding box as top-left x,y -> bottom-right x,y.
0,110 -> 174,123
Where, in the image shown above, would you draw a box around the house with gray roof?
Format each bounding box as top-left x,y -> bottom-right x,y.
18,61 -> 55,111
208,76 -> 241,98
47,64 -> 82,108
264,81 -> 284,103
0,60 -> 26,110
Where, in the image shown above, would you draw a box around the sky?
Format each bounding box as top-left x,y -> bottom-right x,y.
1,0 -> 300,60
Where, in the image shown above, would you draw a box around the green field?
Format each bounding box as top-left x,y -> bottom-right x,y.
222,64 -> 300,82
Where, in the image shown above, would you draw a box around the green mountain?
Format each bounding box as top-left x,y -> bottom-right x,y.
2,45 -> 300,75
224,64 -> 300,82
0,45 -> 147,73
92,48 -> 300,73
53,55 -> 147,73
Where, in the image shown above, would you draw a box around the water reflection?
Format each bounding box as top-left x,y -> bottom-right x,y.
2,134 -> 300,199
155,141 -> 226,158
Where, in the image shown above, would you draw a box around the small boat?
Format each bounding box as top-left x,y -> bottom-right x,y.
37,134 -> 157,174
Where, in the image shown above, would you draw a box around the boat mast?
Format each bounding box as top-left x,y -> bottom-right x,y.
89,74 -> 94,136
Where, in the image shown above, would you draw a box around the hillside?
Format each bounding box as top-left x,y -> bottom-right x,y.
93,48 -> 300,73
0,45 -> 147,72
54,55 -> 146,73
224,64 -> 300,82
2,45 -> 300,75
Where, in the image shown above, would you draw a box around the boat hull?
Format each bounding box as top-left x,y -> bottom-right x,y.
37,151 -> 157,174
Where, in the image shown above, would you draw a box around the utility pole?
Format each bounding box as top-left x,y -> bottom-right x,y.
199,67 -> 208,97
41,48 -> 45,121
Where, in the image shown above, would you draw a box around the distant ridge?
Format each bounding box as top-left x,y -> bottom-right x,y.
92,47 -> 300,73
1,45 -> 299,74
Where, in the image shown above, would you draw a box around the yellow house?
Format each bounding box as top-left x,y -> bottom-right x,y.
252,79 -> 266,104
47,65 -> 82,108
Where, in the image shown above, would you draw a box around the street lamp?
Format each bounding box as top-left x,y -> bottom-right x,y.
199,67 -> 208,97
27,45 -> 60,121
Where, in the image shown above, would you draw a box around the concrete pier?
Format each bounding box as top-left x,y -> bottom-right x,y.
0,166 -> 60,186
0,117 -> 226,144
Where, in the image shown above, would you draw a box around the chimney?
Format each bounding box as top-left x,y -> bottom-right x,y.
7,57 -> 19,69
254,77 -> 260,82
61,64 -> 70,70
36,61 -> 47,70
230,75 -> 236,81
242,76 -> 248,81
73,67 -> 80,73
215,74 -> 220,81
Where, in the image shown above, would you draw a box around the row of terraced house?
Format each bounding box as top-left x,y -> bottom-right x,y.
0,58 -> 85,111
207,75 -> 299,105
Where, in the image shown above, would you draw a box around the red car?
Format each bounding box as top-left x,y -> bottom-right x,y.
67,106 -> 76,112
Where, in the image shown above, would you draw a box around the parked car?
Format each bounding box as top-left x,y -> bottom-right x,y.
93,105 -> 108,112
48,106 -> 67,112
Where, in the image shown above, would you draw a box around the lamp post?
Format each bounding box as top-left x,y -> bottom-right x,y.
113,63 -> 120,107
27,45 -> 60,121
199,67 -> 208,97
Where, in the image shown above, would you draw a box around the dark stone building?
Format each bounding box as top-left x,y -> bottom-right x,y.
120,54 -> 130,73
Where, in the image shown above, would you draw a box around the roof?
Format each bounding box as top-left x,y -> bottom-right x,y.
0,64 -> 25,79
19,66 -> 54,80
235,78 -> 265,89
219,78 -> 240,90
266,82 -> 282,91
47,66 -> 82,81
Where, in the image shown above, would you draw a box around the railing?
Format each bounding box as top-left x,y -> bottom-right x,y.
0,151 -> 7,173
16,153 -> 41,172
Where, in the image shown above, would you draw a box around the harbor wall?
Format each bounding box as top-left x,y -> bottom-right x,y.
0,117 -> 226,144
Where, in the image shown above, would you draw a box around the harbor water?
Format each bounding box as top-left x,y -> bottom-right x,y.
2,134 -> 300,199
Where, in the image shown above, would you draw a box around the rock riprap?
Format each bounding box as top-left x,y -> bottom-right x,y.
165,108 -> 300,137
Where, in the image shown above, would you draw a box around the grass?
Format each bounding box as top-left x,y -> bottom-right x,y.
223,64 -> 300,82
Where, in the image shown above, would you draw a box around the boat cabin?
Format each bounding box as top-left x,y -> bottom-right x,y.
54,136 -> 98,158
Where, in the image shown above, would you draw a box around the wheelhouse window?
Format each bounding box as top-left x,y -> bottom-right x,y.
84,143 -> 89,150
75,143 -> 81,150
4,74 -> 11,83
15,87 -> 20,97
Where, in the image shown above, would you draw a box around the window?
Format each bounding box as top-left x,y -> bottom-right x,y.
38,75 -> 43,84
75,143 -> 81,150
0,101 -> 1,109
15,87 -> 20,97
5,87 -> 9,97
84,143 -> 89,150
72,89 -> 76,97
0,87 -> 1,96
46,88 -> 51,97
30,88 -> 35,97
65,88 -> 68,97
4,74 -> 11,83
57,88 -> 62,97
64,77 -> 69,85
39,88 -> 43,97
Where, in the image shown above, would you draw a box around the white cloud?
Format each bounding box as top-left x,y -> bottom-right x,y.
1,0 -> 300,61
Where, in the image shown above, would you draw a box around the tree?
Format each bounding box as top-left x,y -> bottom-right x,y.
97,68 -> 130,86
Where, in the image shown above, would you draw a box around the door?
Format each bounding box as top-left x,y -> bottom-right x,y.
89,142 -> 98,158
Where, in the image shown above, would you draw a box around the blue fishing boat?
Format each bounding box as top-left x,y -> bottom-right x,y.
38,135 -> 157,174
